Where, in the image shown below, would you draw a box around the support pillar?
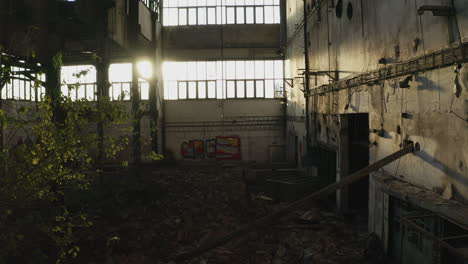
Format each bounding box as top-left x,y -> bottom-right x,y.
132,61 -> 141,165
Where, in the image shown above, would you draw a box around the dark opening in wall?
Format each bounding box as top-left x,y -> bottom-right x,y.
336,0 -> 343,18
347,113 -> 369,210
347,2 -> 353,20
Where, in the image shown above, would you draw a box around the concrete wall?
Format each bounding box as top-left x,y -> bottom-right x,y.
163,24 -> 282,60
284,0 -> 468,233
164,99 -> 285,163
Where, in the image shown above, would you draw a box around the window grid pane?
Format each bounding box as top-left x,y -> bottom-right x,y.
163,2 -> 279,26
163,60 -> 284,100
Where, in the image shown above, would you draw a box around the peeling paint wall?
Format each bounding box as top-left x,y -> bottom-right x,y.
285,0 -> 468,231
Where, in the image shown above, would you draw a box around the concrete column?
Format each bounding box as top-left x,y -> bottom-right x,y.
132,60 -> 141,165
96,52 -> 110,167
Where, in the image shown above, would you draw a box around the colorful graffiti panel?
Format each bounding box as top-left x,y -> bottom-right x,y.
192,140 -> 205,159
205,139 -> 217,158
180,136 -> 241,160
216,136 -> 241,160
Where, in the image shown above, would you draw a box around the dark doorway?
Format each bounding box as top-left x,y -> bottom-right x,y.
347,114 -> 369,210
317,146 -> 337,204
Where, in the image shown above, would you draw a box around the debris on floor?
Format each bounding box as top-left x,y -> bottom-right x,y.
78,166 -> 375,264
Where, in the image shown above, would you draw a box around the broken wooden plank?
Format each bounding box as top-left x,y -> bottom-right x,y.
171,142 -> 416,262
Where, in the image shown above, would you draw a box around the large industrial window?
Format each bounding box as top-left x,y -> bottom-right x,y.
1,64 -> 46,101
61,65 -> 97,101
109,63 -> 149,101
162,0 -> 281,26
60,64 -> 149,101
163,60 -> 284,100
141,0 -> 160,13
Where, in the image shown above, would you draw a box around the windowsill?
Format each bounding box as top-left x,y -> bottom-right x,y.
162,23 -> 280,28
375,171 -> 468,227
163,98 -> 283,101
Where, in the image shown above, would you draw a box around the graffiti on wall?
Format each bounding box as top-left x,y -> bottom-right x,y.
180,136 -> 241,160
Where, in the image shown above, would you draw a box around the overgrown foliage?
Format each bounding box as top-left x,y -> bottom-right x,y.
0,57 -> 130,263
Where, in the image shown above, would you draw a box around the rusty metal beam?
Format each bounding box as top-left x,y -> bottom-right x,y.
171,142 -> 417,262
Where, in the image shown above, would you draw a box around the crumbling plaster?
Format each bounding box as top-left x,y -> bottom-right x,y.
285,0 -> 468,203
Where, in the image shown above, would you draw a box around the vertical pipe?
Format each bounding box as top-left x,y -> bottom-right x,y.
303,0 -> 311,151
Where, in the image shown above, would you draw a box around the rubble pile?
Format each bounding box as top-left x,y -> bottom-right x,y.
79,166 -> 374,264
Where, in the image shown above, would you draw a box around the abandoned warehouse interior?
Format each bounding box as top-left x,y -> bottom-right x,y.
0,0 -> 467,263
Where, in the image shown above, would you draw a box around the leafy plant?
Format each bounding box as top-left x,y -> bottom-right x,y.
0,58 -> 129,263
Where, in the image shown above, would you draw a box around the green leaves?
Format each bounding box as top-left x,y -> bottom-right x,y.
148,151 -> 164,161
52,52 -> 63,70
0,89 -> 128,262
